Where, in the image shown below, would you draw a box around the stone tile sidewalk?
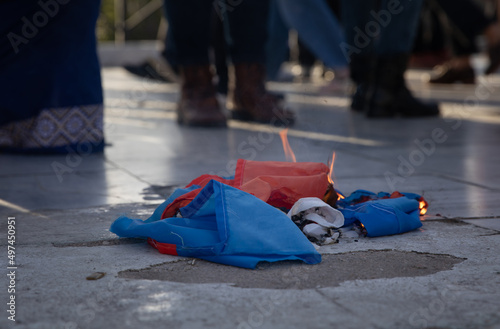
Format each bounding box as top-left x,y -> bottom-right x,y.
1,66 -> 499,329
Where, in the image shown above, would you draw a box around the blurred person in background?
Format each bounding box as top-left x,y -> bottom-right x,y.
342,0 -> 440,118
163,0 -> 294,127
271,0 -> 350,93
0,0 -> 104,154
428,0 -> 500,84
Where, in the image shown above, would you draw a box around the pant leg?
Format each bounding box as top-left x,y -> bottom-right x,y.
163,0 -> 212,65
376,0 -> 423,55
437,0 -> 492,37
277,0 -> 347,69
161,26 -> 178,70
298,40 -> 317,68
451,30 -> 478,56
211,9 -> 229,93
341,0 -> 423,57
340,0 -> 378,59
436,0 -> 492,56
160,2 -> 178,69
266,0 -> 290,79
225,0 -> 270,64
412,3 -> 448,53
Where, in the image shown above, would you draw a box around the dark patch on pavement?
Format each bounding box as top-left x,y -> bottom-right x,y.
141,185 -> 179,201
53,238 -> 145,248
436,218 -> 469,225
118,250 -> 465,289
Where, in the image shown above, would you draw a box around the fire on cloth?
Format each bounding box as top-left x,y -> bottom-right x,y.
110,160 -> 427,269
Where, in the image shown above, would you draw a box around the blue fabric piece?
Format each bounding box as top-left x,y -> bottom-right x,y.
337,189 -> 377,206
111,180 -> 321,269
337,190 -> 423,208
338,191 -> 423,237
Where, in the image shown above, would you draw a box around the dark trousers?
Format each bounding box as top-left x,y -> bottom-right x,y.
341,0 -> 423,56
163,0 -> 269,66
435,0 -> 493,56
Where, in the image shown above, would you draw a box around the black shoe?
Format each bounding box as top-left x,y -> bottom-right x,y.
429,64 -> 475,84
367,54 -> 439,118
348,54 -> 375,112
124,58 -> 179,83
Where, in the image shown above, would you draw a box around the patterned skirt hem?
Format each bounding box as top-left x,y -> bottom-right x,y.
0,104 -> 104,154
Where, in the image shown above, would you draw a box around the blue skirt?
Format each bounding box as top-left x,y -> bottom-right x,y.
0,0 -> 104,153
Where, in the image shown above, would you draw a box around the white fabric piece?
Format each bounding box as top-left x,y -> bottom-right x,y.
302,223 -> 329,240
302,223 -> 340,245
287,197 -> 344,228
288,197 -> 345,245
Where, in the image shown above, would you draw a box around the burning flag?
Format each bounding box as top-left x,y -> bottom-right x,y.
111,179 -> 321,269
335,190 -> 425,237
110,137 -> 430,267
278,129 -> 343,208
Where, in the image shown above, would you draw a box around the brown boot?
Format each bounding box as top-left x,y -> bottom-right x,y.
228,63 -> 295,126
177,65 -> 226,127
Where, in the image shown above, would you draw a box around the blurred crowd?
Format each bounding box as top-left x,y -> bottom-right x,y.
1,0 -> 499,153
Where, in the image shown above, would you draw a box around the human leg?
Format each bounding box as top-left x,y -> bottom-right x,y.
277,0 -> 347,70
163,0 -> 212,66
342,0 -> 439,117
265,0 -> 290,81
0,0 -> 104,153
340,0 -> 378,111
163,0 -> 226,126
226,0 -> 294,126
370,0 -> 439,117
429,0 -> 492,83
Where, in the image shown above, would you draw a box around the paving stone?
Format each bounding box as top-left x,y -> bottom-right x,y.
1,65 -> 500,329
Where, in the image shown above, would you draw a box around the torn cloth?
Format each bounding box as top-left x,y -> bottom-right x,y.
287,197 -> 345,245
161,159 -> 329,218
337,190 -> 424,237
110,180 -> 321,269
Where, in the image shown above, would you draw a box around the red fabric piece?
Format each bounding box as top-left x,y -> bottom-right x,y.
234,160 -> 329,209
162,188 -> 202,218
390,191 -> 406,199
148,238 -> 178,255
161,159 -> 330,219
186,174 -> 235,188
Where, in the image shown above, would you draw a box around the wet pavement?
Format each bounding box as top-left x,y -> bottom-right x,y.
1,61 -> 500,329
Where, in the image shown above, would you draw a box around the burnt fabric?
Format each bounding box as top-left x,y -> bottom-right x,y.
111,180 -> 321,269
110,161 -> 427,268
110,160 -> 328,268
337,190 -> 425,237
161,159 -> 330,218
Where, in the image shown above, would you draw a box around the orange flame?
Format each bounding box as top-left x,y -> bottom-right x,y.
327,152 -> 344,200
419,200 -> 428,215
328,152 -> 335,185
279,128 -> 296,162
